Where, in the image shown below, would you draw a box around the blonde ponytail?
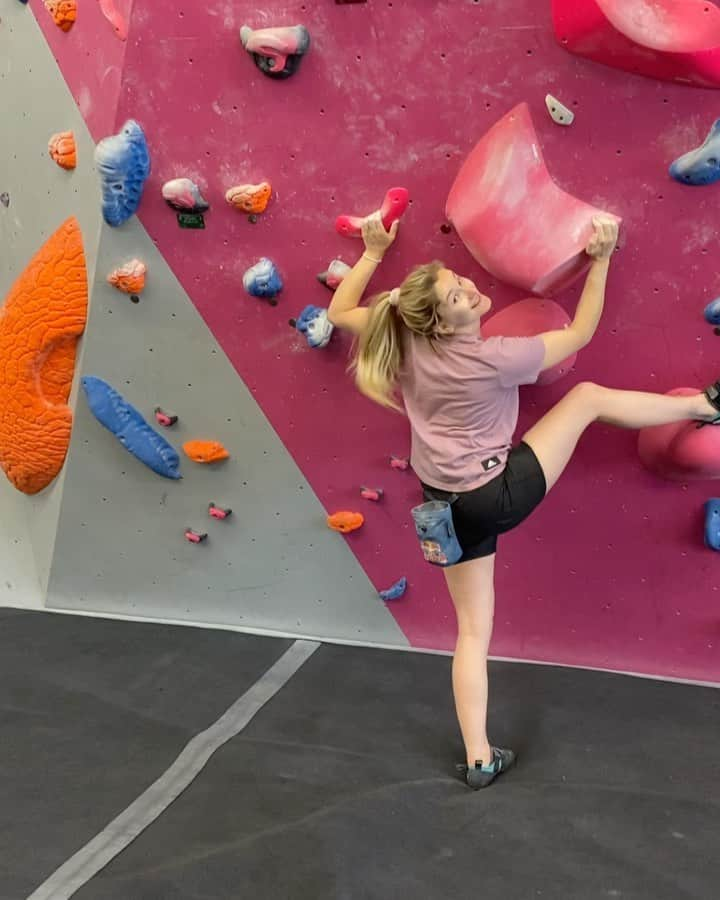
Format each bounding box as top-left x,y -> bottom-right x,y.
352,291 -> 404,410
351,261 -> 444,411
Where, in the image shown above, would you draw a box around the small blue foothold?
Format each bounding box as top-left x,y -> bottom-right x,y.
82,376 -> 181,480
704,499 -> 720,551
94,120 -> 151,227
704,298 -> 720,327
379,576 -> 407,601
243,258 -> 283,302
669,119 -> 720,187
294,304 -> 334,349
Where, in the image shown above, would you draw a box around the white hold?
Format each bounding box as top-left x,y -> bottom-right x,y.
327,259 -> 351,281
307,309 -> 334,349
161,177 -> 210,211
296,306 -> 334,349
318,258 -> 352,290
545,94 -> 575,126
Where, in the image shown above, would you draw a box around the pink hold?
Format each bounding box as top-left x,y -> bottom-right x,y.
162,178 -> 210,213
97,0 -> 128,41
638,388 -> 720,481
446,103 -> 621,296
360,486 -> 384,501
390,455 -> 409,471
335,187 -> 409,239
184,529 -> 208,544
551,0 -> 720,89
482,298 -> 576,386
239,24 -> 310,78
154,407 -> 178,427
317,259 -> 352,291
208,503 -> 232,520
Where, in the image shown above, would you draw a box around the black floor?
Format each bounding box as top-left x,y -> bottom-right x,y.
2,608 -> 719,900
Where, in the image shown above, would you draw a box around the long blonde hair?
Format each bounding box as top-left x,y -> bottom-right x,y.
351,261 -> 444,410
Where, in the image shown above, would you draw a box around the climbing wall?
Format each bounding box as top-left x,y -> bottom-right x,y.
4,0 -> 720,681
2,3 -> 406,646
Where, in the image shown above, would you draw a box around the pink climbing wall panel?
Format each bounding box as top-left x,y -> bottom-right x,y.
34,1 -> 720,682
29,0 -> 134,138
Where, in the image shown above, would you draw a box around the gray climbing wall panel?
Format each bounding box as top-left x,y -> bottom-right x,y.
47,216 -> 407,644
0,6 -> 103,603
1,3 -> 407,646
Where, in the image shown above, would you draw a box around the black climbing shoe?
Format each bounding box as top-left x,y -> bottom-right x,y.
456,747 -> 516,790
697,382 -> 720,428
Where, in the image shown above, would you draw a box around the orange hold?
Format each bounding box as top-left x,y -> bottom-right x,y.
48,131 -> 77,170
107,259 -> 147,295
44,0 -> 77,31
327,511 -> 365,533
0,217 -> 88,494
225,182 -> 272,215
182,440 -> 230,464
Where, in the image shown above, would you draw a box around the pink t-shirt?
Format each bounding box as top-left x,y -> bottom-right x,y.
398,331 -> 546,492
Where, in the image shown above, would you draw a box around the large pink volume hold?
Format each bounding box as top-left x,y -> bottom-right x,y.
482,298 -> 576,386
638,388 -> 720,481
551,0 -> 720,89
446,103 -> 620,296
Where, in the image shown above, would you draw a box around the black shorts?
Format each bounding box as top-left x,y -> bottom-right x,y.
420,441 -> 547,562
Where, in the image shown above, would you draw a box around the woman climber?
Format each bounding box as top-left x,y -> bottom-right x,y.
327,212 -> 720,789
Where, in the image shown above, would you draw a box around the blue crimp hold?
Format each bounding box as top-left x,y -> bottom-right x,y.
294,305 -> 334,349
704,499 -> 720,551
94,120 -> 151,226
703,298 -> 720,327
669,119 -> 720,187
379,576 -> 407,601
82,376 -> 181,479
243,258 -> 283,300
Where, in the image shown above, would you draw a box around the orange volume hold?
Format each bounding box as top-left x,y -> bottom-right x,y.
0,217 -> 88,494
183,440 -> 230,464
48,131 -> 77,170
327,511 -> 364,533
44,0 -> 77,31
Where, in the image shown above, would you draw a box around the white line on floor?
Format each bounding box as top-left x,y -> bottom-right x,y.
26,639 -> 320,900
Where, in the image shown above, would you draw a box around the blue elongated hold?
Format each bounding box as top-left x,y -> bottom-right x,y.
379,576 -> 407,601
82,376 -> 181,479
704,298 -> 720,327
243,257 -> 283,301
669,120 -> 720,187
704,499 -> 720,551
294,304 -> 334,349
94,120 -> 151,226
